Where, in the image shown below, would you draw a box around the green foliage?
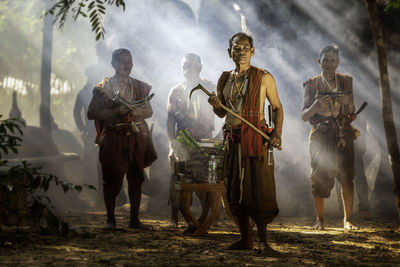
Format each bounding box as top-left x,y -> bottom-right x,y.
385,0 -> 400,11
0,115 -> 24,157
45,0 -> 126,40
0,115 -> 95,234
176,130 -> 201,151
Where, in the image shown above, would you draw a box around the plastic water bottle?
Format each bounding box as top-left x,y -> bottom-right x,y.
208,155 -> 217,183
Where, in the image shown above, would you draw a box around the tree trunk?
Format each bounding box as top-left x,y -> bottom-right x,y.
365,0 -> 400,217
38,0 -> 59,156
39,0 -> 53,133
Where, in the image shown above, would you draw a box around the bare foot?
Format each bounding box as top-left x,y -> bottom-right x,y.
344,221 -> 358,230
255,242 -> 274,254
311,220 -> 325,230
228,239 -> 253,250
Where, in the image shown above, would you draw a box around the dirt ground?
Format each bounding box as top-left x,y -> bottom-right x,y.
0,208 -> 399,267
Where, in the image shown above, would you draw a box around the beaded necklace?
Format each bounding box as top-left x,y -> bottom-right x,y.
321,73 -> 346,148
321,73 -> 338,92
228,72 -> 248,113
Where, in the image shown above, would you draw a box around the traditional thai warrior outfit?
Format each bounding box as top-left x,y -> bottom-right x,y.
217,66 -> 279,224
92,76 -> 157,224
303,73 -> 355,198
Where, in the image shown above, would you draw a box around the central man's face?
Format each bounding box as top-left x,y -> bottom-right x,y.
319,50 -> 339,73
181,57 -> 201,81
116,52 -> 133,77
229,36 -> 254,65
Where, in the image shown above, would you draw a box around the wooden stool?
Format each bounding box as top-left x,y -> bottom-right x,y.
176,182 -> 225,236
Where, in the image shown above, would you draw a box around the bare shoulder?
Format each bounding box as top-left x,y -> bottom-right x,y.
168,82 -> 185,99
260,71 -> 276,89
95,77 -> 110,89
336,72 -> 353,80
92,77 -> 111,96
261,71 -> 274,80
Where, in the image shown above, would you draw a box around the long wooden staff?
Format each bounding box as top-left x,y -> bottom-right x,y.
190,84 -> 282,150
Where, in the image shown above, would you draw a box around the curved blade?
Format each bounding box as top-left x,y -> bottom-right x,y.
115,93 -> 155,107
189,84 -> 211,99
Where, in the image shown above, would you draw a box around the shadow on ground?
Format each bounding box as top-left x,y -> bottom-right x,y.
0,210 -> 399,266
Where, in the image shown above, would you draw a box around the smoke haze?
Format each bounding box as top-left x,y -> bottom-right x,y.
0,0 -> 399,218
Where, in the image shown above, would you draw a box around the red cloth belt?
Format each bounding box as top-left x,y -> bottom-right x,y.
223,124 -> 273,144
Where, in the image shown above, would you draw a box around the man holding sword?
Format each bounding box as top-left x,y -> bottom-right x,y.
206,32 -> 283,253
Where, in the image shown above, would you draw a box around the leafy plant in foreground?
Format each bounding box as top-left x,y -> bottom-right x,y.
0,115 -> 95,234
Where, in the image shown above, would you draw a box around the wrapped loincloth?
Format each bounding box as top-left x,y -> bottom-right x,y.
309,125 -> 354,198
223,126 -> 278,224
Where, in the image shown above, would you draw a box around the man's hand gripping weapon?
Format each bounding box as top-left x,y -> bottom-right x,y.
190,84 -> 282,150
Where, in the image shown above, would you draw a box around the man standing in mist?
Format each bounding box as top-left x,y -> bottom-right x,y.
167,53 -> 215,229
301,44 -> 358,230
208,32 -> 283,253
87,48 -> 157,229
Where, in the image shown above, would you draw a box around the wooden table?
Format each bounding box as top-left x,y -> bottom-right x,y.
175,182 -> 227,236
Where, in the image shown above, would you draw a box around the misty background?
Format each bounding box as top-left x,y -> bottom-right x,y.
0,0 -> 399,219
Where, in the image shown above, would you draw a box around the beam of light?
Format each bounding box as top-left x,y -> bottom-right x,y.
232,3 -> 241,12
1,0 -> 398,216
1,75 -> 74,96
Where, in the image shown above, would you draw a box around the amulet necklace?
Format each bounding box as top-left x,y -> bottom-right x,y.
229,72 -> 248,113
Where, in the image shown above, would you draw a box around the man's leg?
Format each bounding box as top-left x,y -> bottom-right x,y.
98,134 -> 127,228
339,130 -> 358,230
170,198 -> 179,228
169,174 -> 179,228
341,186 -> 358,230
102,171 -> 124,228
228,213 -> 253,250
168,152 -> 180,228
312,196 -> 325,230
254,221 -> 275,253
126,166 -> 148,229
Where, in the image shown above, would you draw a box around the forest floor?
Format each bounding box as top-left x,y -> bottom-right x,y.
0,207 -> 399,267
